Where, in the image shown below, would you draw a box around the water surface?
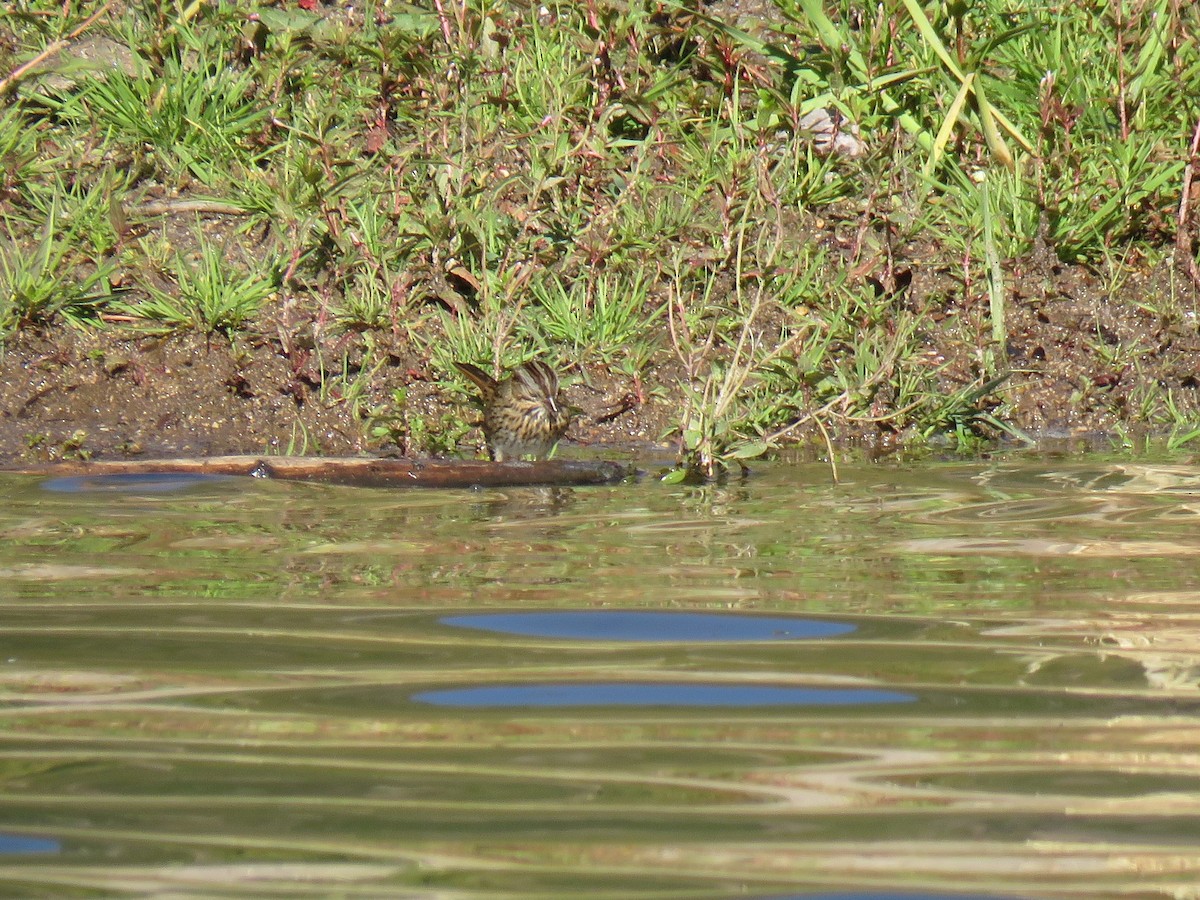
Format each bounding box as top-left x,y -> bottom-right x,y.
2,458 -> 1199,897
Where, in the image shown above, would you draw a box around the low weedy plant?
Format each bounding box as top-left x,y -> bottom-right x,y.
362,385 -> 469,457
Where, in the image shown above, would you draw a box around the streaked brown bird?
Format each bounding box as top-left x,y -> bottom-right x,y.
454,360 -> 571,462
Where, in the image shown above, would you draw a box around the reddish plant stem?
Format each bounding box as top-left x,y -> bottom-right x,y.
1176,114 -> 1200,290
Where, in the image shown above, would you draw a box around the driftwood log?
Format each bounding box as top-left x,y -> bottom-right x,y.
0,456 -> 634,489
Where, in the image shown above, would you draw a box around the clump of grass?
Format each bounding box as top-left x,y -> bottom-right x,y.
38,19 -> 271,185
0,204 -> 115,340
524,272 -> 662,365
115,232 -> 279,335
0,105 -> 52,203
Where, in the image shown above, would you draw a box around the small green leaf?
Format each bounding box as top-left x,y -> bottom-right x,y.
727,441 -> 769,460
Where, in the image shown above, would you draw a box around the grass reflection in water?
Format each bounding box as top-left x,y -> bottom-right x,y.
1,461 -> 1199,897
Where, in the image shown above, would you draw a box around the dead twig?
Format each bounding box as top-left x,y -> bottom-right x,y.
0,1 -> 115,97
129,200 -> 253,218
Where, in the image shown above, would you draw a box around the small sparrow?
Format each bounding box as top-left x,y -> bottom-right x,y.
454,360 -> 571,462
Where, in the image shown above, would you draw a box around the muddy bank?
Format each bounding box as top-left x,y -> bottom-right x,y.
2,248 -> 1197,464
0,322 -> 678,463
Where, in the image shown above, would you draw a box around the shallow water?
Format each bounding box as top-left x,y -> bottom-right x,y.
2,459 -> 1200,898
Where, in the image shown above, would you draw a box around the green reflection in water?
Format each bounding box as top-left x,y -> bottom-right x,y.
2,461 -> 1200,897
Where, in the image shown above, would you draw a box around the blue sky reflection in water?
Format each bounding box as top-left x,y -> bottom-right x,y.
441,610 -> 856,641
0,834 -> 60,855
40,472 -> 232,493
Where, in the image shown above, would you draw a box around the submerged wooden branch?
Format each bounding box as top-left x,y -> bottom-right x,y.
0,456 -> 633,489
